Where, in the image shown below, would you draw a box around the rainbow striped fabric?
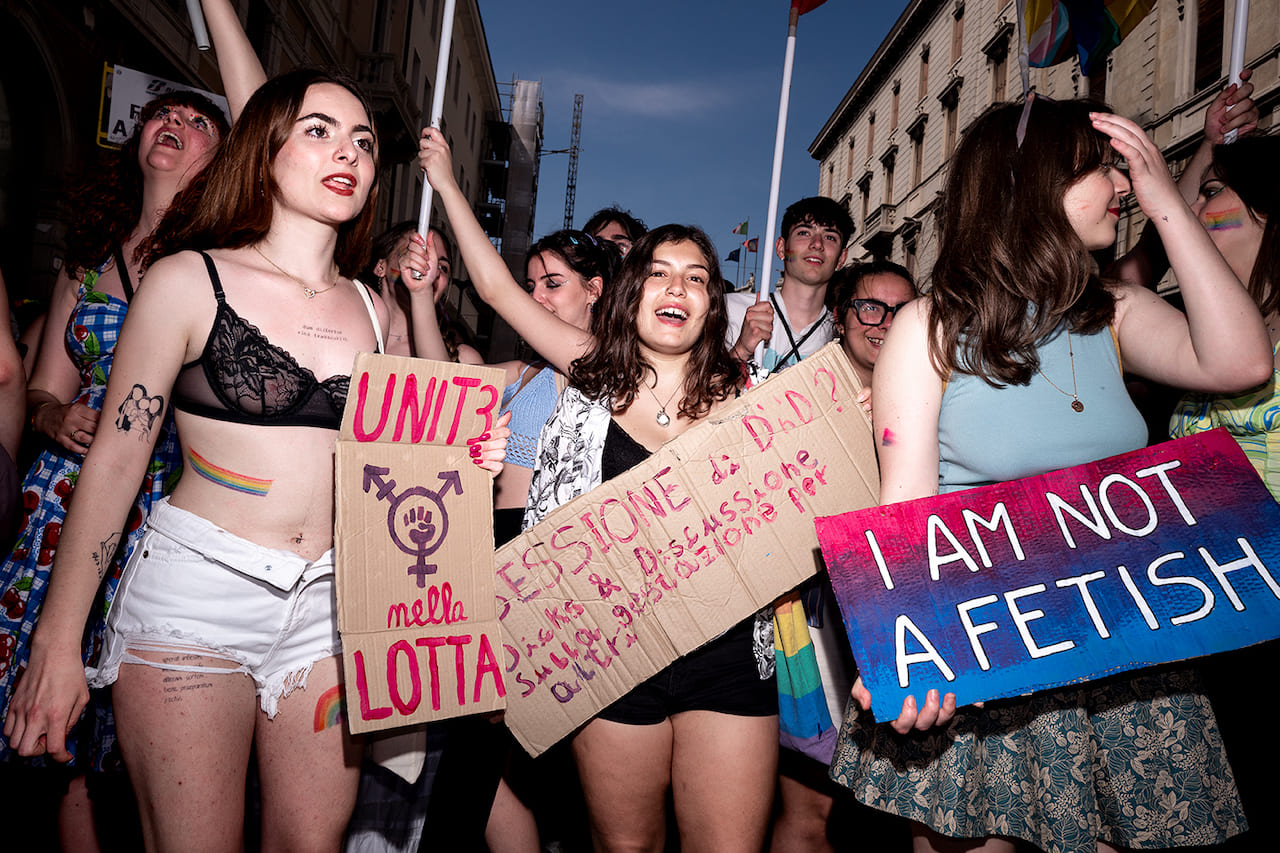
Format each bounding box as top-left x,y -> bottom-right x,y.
1020,0 -> 1153,75
773,591 -> 838,761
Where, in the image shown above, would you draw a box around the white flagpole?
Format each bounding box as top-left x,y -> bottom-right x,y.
1225,0 -> 1249,143
186,0 -> 211,50
418,0 -> 458,237
754,3 -> 802,364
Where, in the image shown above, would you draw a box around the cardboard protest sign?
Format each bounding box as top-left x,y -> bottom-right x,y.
335,354 -> 508,733
496,342 -> 879,755
817,429 -> 1280,722
102,65 -> 230,147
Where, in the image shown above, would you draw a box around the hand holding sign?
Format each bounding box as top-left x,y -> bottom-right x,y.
820,430 -> 1280,723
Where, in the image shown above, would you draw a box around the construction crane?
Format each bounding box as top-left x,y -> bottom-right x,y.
542,94 -> 584,229
563,95 -> 583,228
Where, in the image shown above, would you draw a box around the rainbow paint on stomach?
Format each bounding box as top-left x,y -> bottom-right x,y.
188,448 -> 273,496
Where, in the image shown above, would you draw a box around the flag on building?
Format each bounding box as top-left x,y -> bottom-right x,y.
1019,0 -> 1154,76
726,248 -> 742,263
733,220 -> 749,235
744,238 -> 759,252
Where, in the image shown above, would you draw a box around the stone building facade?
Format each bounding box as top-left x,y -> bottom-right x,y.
0,0 -> 515,336
810,0 -> 1280,290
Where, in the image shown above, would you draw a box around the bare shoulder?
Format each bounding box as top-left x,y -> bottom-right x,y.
134,250 -> 220,323
456,343 -> 484,366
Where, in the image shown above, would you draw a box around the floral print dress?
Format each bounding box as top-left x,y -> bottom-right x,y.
0,265 -> 182,771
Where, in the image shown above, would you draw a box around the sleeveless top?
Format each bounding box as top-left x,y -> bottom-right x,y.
172,251 -> 383,429
500,363 -> 560,470
1170,339 -> 1280,501
938,325 -> 1147,491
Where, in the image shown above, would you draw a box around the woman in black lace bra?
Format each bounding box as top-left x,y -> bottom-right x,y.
0,1 -> 263,846
5,69 -> 507,851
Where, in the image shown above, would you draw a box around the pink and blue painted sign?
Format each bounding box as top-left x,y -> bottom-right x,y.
817,429 -> 1280,722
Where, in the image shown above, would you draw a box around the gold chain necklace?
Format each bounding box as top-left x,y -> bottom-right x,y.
644,380 -> 682,427
1036,332 -> 1084,412
253,245 -> 339,298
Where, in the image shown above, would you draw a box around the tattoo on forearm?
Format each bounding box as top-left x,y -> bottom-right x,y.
92,533 -> 122,580
116,384 -> 164,440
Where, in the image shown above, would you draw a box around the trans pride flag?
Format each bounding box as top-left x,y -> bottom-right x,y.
1019,0 -> 1153,76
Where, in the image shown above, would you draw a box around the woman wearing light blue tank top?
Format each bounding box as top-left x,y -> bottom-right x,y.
830,98 -> 1269,853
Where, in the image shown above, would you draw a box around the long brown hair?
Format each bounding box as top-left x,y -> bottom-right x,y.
145,68 -> 380,277
1211,135 -> 1279,317
929,98 -> 1117,386
571,224 -> 741,418
64,92 -> 229,275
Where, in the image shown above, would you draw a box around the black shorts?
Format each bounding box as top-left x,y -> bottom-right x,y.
598,618 -> 778,725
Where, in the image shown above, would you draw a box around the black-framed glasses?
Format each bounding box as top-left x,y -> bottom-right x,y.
847,298 -> 909,326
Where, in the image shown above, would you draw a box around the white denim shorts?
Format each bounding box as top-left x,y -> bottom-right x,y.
88,498 -> 341,716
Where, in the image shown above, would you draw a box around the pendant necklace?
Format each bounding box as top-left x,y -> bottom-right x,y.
1036,332 -> 1084,412
254,245 -> 339,298
645,380 -> 682,427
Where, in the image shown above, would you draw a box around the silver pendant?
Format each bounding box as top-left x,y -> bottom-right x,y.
303,287 -> 317,299
655,410 -> 671,427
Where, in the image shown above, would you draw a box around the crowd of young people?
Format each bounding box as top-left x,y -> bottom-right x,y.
0,48 -> 1273,853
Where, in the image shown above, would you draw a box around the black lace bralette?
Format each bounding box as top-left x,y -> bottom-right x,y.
171,252 -> 354,429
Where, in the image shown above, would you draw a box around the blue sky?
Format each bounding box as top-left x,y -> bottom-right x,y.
479,0 -> 911,288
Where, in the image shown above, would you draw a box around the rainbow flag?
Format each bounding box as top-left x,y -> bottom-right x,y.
1019,0 -> 1153,76
774,592 -> 838,761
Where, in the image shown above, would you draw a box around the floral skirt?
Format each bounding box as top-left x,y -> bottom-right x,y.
829,668 -> 1246,853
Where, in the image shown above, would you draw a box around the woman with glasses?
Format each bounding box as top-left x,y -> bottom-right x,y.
833,261 -> 917,389
830,98 -> 1256,853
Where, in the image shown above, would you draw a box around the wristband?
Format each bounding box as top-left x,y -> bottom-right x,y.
29,400 -> 56,429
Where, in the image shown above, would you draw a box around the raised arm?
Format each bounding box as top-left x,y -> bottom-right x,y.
1108,72 -> 1258,289
1092,113 -> 1271,392
203,0 -> 267,121
418,128 -> 594,373
3,252 -> 203,761
396,230 -> 453,362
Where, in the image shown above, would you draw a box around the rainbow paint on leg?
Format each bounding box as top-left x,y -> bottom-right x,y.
313,684 -> 346,732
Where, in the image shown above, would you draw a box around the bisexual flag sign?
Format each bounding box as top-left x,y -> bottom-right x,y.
817,429 -> 1280,722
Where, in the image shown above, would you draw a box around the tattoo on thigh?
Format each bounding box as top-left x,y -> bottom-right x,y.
160,667 -> 217,705
313,684 -> 346,732
92,533 -> 122,580
116,384 -> 165,440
